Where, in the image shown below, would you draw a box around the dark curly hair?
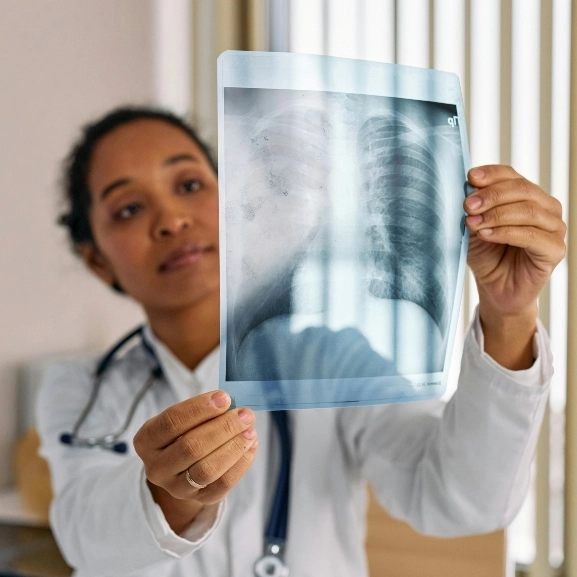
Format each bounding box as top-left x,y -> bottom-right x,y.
58,106 -> 217,253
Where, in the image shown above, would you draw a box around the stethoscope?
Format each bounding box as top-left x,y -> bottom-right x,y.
254,409 -> 291,577
59,327 -> 292,576
59,326 -> 161,453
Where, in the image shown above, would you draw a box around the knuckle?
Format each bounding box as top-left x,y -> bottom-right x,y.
132,431 -> 144,454
166,480 -> 186,499
159,410 -> 181,438
220,415 -> 238,439
518,177 -> 531,196
487,205 -> 502,223
549,196 -> 563,217
494,164 -> 518,179
496,164 -> 513,178
238,448 -> 256,470
236,450 -> 256,473
218,471 -> 236,490
186,397 -> 207,420
195,458 -> 218,483
181,433 -> 205,462
134,418 -> 156,451
231,434 -> 249,453
553,198 -> 563,217
483,185 -> 499,206
243,447 -> 257,464
525,202 -> 538,222
144,463 -> 163,486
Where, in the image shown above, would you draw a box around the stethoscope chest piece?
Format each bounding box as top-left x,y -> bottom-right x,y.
254,543 -> 289,577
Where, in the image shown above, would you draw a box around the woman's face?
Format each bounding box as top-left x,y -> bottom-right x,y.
84,119 -> 220,312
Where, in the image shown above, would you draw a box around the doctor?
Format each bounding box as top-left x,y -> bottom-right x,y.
37,107 -> 565,577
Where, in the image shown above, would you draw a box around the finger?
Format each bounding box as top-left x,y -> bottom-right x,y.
149,408 -> 256,476
465,200 -> 564,235
134,390 -> 231,453
171,432 -> 259,498
475,226 -> 566,263
464,178 -> 562,218
468,165 -> 520,187
194,443 -> 259,505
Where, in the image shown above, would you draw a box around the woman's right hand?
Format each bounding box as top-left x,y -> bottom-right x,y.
133,390 -> 258,533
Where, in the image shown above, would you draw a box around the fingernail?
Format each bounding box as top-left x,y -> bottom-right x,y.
479,228 -> 494,236
466,214 -> 483,226
251,439 -> 259,449
466,195 -> 482,210
470,168 -> 486,180
243,427 -> 257,439
239,408 -> 255,424
211,391 -> 230,408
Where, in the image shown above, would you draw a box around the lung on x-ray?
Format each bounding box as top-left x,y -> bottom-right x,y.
218,51 -> 470,410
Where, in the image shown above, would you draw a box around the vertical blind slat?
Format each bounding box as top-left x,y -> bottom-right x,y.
564,0 -> 577,571
528,0 -> 554,572
500,0 -> 512,168
565,0 -> 577,574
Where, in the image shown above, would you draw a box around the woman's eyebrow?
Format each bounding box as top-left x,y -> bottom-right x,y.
99,154 -> 200,200
162,153 -> 200,166
101,178 -> 131,200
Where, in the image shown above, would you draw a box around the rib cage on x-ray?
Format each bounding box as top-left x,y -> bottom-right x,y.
248,104 -> 332,196
220,56 -> 470,407
227,104 -> 332,379
357,113 -> 449,334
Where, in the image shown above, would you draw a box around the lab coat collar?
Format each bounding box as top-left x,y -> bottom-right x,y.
141,324 -> 220,402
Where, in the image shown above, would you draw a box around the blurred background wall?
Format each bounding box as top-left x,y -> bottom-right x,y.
0,0 -> 158,486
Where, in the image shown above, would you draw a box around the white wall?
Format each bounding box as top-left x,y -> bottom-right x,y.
0,0 -> 156,487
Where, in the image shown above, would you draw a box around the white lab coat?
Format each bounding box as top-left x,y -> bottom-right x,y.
37,311 -> 552,577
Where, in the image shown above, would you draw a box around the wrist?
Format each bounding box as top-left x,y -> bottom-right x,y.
478,301 -> 538,334
477,301 -> 537,370
147,480 -> 205,534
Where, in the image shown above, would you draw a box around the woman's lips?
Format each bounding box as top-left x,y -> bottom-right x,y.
159,244 -> 213,272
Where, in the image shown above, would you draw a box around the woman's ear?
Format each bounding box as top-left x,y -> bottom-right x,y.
76,242 -> 118,288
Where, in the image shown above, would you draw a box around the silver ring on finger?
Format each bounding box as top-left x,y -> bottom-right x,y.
185,468 -> 207,489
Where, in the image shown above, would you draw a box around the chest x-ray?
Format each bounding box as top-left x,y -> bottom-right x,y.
218,51 -> 470,410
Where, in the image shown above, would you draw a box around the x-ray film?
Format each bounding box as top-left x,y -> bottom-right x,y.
218,51 -> 470,410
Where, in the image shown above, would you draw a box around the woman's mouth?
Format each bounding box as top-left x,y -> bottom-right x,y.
159,243 -> 213,272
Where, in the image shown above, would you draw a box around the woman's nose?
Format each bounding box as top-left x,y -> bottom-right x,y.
152,203 -> 193,239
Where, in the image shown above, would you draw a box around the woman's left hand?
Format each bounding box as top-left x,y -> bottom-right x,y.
464,165 -> 566,369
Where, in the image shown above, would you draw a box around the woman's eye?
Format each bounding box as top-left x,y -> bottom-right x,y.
114,203 -> 142,220
182,179 -> 201,193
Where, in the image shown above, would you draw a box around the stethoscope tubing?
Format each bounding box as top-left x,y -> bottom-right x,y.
59,326 -> 293,575
60,326 -> 162,453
